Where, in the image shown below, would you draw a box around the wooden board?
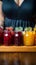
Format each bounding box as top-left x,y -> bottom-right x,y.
0,46 -> 36,52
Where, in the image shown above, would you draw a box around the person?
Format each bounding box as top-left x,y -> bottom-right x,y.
0,0 -> 36,30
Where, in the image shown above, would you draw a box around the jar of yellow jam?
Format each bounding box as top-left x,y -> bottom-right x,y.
34,32 -> 36,45
23,31 -> 35,46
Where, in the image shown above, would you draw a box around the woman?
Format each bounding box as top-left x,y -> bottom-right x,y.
0,0 -> 36,30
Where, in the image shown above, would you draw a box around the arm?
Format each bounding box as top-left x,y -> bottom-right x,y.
0,1 -> 4,27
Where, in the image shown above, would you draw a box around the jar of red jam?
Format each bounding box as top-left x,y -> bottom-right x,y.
0,26 -> 3,45
3,30 -> 12,46
11,31 -> 14,45
14,31 -> 23,46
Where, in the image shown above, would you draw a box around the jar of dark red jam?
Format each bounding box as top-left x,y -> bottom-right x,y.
0,26 -> 3,45
14,31 -> 23,46
11,31 -> 14,45
3,30 -> 12,46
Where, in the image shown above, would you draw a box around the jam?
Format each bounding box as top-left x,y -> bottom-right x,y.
0,27 -> 3,45
14,31 -> 23,46
35,32 -> 36,45
3,30 -> 12,46
24,31 -> 34,46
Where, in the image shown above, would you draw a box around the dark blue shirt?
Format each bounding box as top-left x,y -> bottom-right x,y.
2,0 -> 36,27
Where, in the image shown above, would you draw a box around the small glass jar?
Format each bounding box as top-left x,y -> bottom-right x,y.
24,31 -> 35,46
3,30 -> 12,46
34,32 -> 36,45
0,26 -> 3,45
14,31 -> 23,46
11,31 -> 14,45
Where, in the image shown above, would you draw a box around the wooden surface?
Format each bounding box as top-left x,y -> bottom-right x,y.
0,52 -> 36,65
0,46 -> 36,52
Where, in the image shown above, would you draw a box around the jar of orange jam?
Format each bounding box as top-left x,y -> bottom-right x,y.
23,31 -> 35,46
34,25 -> 36,45
34,32 -> 36,45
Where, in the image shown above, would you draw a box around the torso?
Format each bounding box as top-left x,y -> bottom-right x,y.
2,0 -> 35,28
2,0 -> 34,19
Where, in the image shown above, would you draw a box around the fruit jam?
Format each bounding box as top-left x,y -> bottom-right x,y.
14,31 -> 23,46
3,30 -> 12,46
0,27 -> 3,45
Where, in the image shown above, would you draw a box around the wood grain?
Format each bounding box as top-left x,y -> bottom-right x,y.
0,46 -> 36,52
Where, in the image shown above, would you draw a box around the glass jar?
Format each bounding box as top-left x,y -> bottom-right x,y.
34,32 -> 36,45
24,31 -> 35,46
14,31 -> 23,46
0,26 -> 3,45
11,31 -> 14,45
3,30 -> 12,46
